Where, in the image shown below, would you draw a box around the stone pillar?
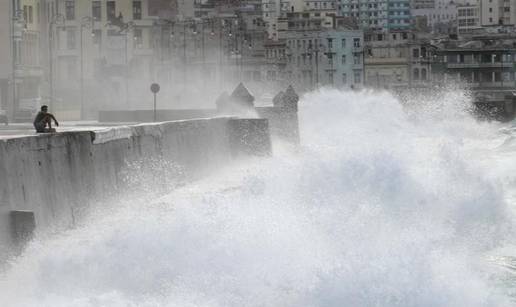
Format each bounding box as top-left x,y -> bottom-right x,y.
10,210 -> 35,248
227,118 -> 272,157
267,85 -> 300,144
217,83 -> 255,115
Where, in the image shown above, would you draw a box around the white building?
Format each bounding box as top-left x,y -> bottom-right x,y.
52,0 -> 158,117
411,0 -> 458,33
457,3 -> 482,34
283,28 -> 364,88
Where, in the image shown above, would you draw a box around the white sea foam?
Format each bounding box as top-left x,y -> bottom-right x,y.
1,88 -> 515,306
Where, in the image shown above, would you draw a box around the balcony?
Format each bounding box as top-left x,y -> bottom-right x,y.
447,62 -> 514,69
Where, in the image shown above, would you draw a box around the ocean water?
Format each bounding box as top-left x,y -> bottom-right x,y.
1,88 -> 516,306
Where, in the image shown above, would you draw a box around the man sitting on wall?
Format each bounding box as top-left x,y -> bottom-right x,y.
33,105 -> 59,133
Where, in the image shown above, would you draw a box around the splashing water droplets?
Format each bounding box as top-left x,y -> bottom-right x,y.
1,88 -> 515,306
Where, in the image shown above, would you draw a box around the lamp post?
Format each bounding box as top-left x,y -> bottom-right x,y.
48,14 -> 65,112
80,16 -> 93,120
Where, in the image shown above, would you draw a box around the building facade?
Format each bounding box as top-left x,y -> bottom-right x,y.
281,28 -> 364,89
0,0 -> 46,121
411,0 -> 458,34
0,1 -> 13,116
364,30 -> 431,88
432,36 -> 516,117
49,0 -> 158,118
338,0 -> 412,31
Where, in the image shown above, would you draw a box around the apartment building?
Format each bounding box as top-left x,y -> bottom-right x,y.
282,27 -> 364,89
432,35 -> 516,119
0,1 -> 13,116
49,0 -> 158,117
338,0 -> 412,31
0,0 -> 46,120
457,3 -> 481,34
364,30 -> 431,88
411,0 -> 458,33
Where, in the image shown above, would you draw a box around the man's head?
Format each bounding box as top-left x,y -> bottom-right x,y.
41,105 -> 48,113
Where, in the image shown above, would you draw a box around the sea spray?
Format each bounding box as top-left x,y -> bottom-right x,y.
0,88 -> 514,306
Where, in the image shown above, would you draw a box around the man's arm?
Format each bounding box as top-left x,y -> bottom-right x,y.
48,113 -> 59,126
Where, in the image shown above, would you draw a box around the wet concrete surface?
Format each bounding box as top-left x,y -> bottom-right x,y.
0,121 -> 137,140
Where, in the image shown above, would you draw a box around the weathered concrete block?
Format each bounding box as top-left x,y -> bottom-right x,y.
10,210 -> 36,247
0,117 -> 275,254
227,118 -> 272,157
273,85 -> 299,112
217,83 -> 255,114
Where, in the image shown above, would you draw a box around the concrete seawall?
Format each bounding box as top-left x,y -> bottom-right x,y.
0,117 -> 271,256
98,84 -> 301,145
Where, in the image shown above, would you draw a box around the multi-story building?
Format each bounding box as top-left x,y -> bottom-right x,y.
338,0 -> 411,31
411,0 -> 458,34
264,38 -> 288,84
0,1 -> 13,116
478,0 -> 516,28
364,30 -> 432,88
431,35 -> 516,118
280,25 -> 364,89
411,0 -> 434,9
262,0 -> 335,39
0,0 -> 46,121
48,0 -> 158,118
457,3 -> 481,34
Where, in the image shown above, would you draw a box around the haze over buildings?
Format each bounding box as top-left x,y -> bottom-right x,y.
0,0 -> 516,121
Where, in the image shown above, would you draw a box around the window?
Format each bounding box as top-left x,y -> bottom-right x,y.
413,48 -> 420,58
421,68 -> 427,80
342,73 -> 347,84
328,54 -> 333,65
92,1 -> 101,20
65,0 -> 75,20
353,53 -> 361,64
342,54 -> 346,64
328,71 -> 334,85
28,6 -> 33,23
413,68 -> 420,80
107,1 -> 116,21
134,29 -> 143,49
67,29 -> 76,49
92,29 -> 101,45
353,70 -> 362,83
328,38 -> 333,49
341,38 -> 346,48
23,5 -> 28,22
353,38 -> 361,48
133,1 -> 142,20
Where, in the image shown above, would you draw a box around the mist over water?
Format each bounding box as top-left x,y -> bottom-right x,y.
2,89 -> 516,306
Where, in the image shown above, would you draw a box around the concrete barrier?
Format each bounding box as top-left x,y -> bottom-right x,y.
99,84 -> 300,145
0,117 -> 271,256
